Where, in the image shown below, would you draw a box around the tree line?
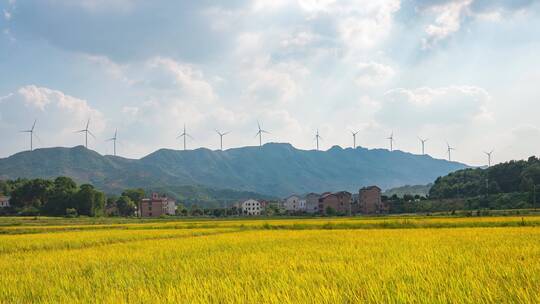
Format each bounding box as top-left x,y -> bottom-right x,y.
0,177 -> 145,217
429,156 -> 540,200
380,156 -> 540,214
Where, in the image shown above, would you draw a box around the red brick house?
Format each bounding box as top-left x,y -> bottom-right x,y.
139,193 -> 176,217
359,186 -> 387,214
318,191 -> 352,215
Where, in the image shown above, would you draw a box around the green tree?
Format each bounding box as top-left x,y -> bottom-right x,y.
43,177 -> 78,215
325,206 -> 336,216
74,184 -> 105,216
116,195 -> 136,217
9,178 -> 53,210
121,188 -> 145,204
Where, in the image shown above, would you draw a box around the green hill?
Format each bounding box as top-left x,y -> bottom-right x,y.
0,143 -> 467,197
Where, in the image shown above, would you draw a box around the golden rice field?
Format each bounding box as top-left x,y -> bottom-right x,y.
0,216 -> 539,303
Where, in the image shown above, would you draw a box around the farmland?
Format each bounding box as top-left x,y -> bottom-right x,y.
0,216 -> 539,303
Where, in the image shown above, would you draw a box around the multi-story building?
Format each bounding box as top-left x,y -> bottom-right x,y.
359,186 -> 387,214
283,195 -> 306,213
0,195 -> 10,208
305,193 -> 320,214
319,191 -> 352,215
139,193 -> 176,217
241,199 -> 262,216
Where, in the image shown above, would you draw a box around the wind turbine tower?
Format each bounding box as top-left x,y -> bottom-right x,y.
387,132 -> 395,151
177,124 -> 193,151
351,130 -> 359,149
484,150 -> 494,167
446,142 -> 455,162
255,121 -> 269,147
315,129 -> 322,151
107,129 -> 118,156
21,119 -> 37,151
419,137 -> 428,155
76,119 -> 95,148
216,130 -> 230,151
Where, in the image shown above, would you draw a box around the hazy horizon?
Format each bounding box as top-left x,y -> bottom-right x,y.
1,0 -> 539,166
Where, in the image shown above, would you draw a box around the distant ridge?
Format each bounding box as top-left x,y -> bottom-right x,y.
0,143 -> 467,197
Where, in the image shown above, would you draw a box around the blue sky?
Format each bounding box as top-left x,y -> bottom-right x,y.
0,0 -> 539,165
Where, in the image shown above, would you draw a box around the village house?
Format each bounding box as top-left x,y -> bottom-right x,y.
241,199 -> 262,216
359,186 -> 387,214
305,193 -> 320,214
139,193 -> 176,217
283,195 -> 306,213
0,195 -> 10,208
319,191 -> 352,215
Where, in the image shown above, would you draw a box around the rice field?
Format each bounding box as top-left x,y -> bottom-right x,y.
0,216 -> 539,303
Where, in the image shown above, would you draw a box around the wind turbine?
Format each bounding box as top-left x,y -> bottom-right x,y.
351,130 -> 359,149
387,132 -> 395,151
255,121 -> 269,147
446,142 -> 455,162
418,137 -> 428,155
484,149 -> 494,167
107,129 -> 118,156
315,129 -> 323,151
215,130 -> 230,151
20,119 -> 37,151
177,124 -> 193,151
76,119 -> 95,148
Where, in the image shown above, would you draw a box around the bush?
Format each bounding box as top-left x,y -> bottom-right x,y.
65,208 -> 78,218
18,206 -> 40,216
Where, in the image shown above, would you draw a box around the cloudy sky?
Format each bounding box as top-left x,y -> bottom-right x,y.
1,0 -> 539,165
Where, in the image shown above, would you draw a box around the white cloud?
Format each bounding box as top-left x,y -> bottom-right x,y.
355,62 -> 395,86
336,0 -> 401,52
147,57 -> 216,102
379,85 -> 491,126
0,85 -> 106,152
3,9 -> 11,20
422,0 -> 472,48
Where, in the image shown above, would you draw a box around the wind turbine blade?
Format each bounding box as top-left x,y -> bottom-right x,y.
187,134 -> 194,140
262,130 -> 270,134
86,119 -> 90,130
254,132 -> 260,138
257,121 -> 261,130
20,130 -> 31,133
223,131 -> 230,136
88,130 -> 96,139
75,130 -> 86,133
32,119 -> 37,131
34,133 -> 43,145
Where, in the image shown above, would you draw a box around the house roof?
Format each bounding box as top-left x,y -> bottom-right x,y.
361,185 -> 382,191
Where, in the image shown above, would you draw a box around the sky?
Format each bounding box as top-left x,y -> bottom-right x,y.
0,0 -> 539,166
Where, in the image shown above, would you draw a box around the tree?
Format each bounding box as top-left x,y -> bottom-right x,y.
43,177 -> 78,215
121,188 -> 145,204
116,195 -> 136,217
9,178 -> 53,210
325,206 -> 336,216
74,184 -> 105,216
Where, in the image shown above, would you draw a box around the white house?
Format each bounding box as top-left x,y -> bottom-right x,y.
0,195 -> 10,208
283,195 -> 306,213
164,198 -> 176,215
241,199 -> 262,216
305,193 -> 320,214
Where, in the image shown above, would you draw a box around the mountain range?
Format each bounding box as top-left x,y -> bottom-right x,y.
0,143 -> 467,198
